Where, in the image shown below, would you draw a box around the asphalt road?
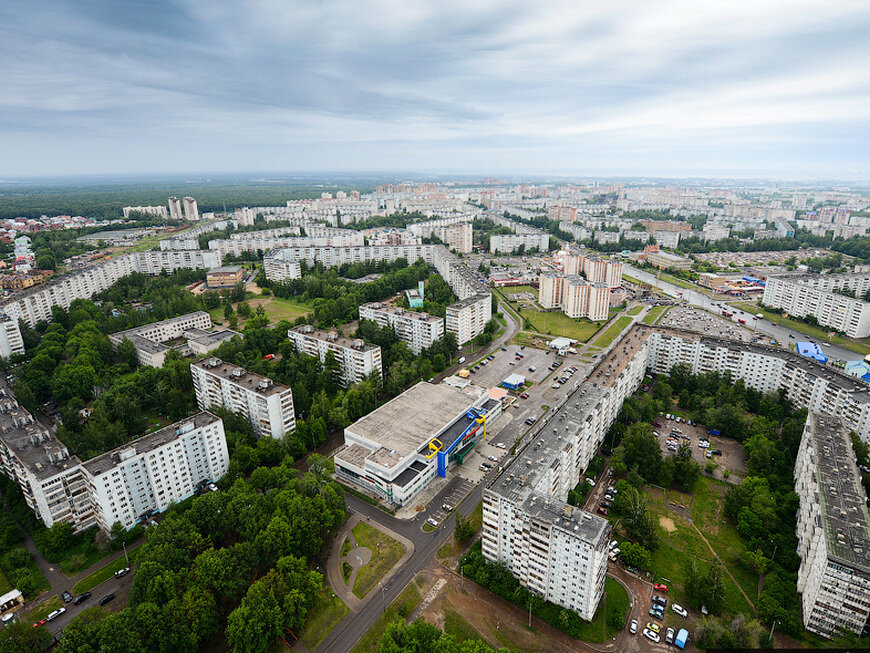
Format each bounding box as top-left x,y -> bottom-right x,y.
625,265 -> 858,363
41,572 -> 134,634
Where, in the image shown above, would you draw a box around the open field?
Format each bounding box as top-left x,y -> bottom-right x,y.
351,522 -> 406,599
628,305 -> 643,316
641,305 -> 670,324
593,316 -> 633,347
499,285 -> 537,295
350,578 -> 424,653
518,307 -> 602,342
731,301 -> 870,355
299,584 -> 349,650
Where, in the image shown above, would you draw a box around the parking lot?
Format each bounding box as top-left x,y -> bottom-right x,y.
464,345 -> 555,390
425,477 -> 473,527
654,414 -> 748,483
659,306 -> 753,342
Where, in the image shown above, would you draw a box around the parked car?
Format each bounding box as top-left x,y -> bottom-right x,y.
32,619 -> 46,628
609,540 -> 619,550
597,506 -> 608,516
666,627 -> 675,644
442,504 -> 453,511
649,608 -> 663,619
115,567 -> 131,578
495,442 -> 506,449
487,455 -> 497,462
46,608 -> 65,622
654,583 -> 669,592
629,619 -> 638,634
61,590 -> 73,603
520,393 -> 529,399
643,629 -> 660,643
427,517 -> 439,527
99,593 -> 116,606
672,603 -> 688,617
73,591 -> 91,605
646,622 -> 661,634
652,595 -> 667,606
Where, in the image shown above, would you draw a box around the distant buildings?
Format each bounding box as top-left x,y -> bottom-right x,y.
408,218 -> 473,253
182,197 -> 199,222
234,207 -> 256,226
122,206 -> 168,219
359,302 -> 444,354
168,196 -> 183,221
191,358 -> 296,440
288,325 -> 383,387
489,233 -> 550,254
642,246 -> 692,271
762,274 -> 870,338
794,414 -> 870,638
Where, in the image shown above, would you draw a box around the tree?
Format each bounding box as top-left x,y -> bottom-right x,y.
454,512 -> 475,544
671,443 -> 700,490
619,541 -> 651,571
621,423 -> 661,482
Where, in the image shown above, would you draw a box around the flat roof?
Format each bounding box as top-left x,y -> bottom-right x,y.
361,302 -> 442,324
83,412 -> 220,476
207,265 -> 243,274
344,382 -> 483,466
193,358 -> 291,397
806,413 -> 870,571
289,325 -> 381,352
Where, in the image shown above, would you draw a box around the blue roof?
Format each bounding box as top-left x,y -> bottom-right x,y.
796,341 -> 828,363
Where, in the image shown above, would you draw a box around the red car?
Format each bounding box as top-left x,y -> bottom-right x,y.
32,619 -> 45,628
520,393 -> 529,399
654,583 -> 669,592
653,422 -> 662,427
597,506 -> 609,516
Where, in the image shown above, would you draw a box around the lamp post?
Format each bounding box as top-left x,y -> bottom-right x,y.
379,582 -> 386,614
122,541 -> 129,565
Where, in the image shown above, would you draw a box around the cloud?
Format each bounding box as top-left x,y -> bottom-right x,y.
0,0 -> 868,178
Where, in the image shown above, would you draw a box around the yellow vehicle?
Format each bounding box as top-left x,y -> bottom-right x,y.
458,369 -> 470,378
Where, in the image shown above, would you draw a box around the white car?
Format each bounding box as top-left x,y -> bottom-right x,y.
672,603 -> 688,617
609,540 -> 619,550
495,443 -> 506,449
46,607 -> 66,622
630,619 -> 638,634
426,517 -> 439,527
642,628 -> 661,643
552,383 -> 561,389
666,627 -> 675,644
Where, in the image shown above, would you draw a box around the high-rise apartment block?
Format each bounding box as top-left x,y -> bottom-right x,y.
288,326 -> 383,387
358,303 -> 444,354
560,252 -> 623,288
182,196 -> 199,221
538,273 -> 609,321
489,233 -> 550,254
82,412 -> 229,530
446,295 -> 492,346
763,274 -> 870,338
794,414 -> 870,638
123,206 -> 169,219
0,314 -> 24,358
234,207 -> 256,226
191,358 -> 296,439
168,196 -> 183,221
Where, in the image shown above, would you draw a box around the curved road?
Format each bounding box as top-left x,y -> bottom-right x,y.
626,265 -> 858,364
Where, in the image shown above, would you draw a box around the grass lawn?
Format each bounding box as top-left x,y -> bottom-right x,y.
593,316 -> 633,347
0,567 -> 11,595
622,274 -> 643,286
438,502 -> 483,559
299,584 -> 349,650
731,301 -> 870,356
26,596 -> 62,623
351,523 -> 406,599
641,305 -> 668,324
341,537 -> 352,557
73,546 -> 142,595
56,539 -> 107,576
628,305 -> 644,316
443,607 -> 485,644
518,307 -> 603,342
499,285 -> 537,295
573,576 -> 630,642
350,581 -> 423,653
248,296 -> 312,323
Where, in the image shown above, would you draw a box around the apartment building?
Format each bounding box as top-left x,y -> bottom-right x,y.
135,249 -> 222,275
191,358 -> 295,439
182,196 -> 199,221
489,233 -> 550,254
538,272 -> 565,309
446,294 -> 492,345
168,196 -> 183,221
762,275 -> 870,338
644,248 -> 692,271
288,325 -> 383,387
108,312 -> 213,367
263,245 -> 432,281
210,232 -> 365,258
794,414 -> 870,638
548,205 -> 578,222
123,206 -> 168,219
358,303 -> 444,354
234,207 -> 256,226
537,273 -> 609,321
82,412 -> 229,530
0,313 -> 24,358
560,252 -> 623,288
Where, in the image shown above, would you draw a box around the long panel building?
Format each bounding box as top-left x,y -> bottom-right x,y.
358,303 -> 444,354
109,311 -> 213,367
191,358 -> 296,439
762,274 -> 870,338
794,414 -> 870,638
288,325 -> 383,387
484,322 -> 870,623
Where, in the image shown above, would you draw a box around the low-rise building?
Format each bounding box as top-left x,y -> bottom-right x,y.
794,413 -> 870,638
359,302 -> 444,354
288,325 -> 383,387
206,265 -> 245,289
109,312 -> 213,367
643,247 -> 692,270
191,358 -> 295,439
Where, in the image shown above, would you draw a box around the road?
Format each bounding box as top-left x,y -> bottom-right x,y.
625,265 -> 857,364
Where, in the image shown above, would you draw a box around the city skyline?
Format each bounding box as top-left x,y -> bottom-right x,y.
1,0 -> 869,179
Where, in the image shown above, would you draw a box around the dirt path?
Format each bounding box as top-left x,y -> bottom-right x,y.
690,521 -> 756,613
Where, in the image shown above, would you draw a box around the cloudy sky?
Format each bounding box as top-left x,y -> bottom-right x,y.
1,0 -> 869,179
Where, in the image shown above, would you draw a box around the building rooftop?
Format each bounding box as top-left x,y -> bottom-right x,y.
805,413 -> 870,571
207,266 -> 243,274
361,302 -> 442,324
289,325 -> 381,352
344,382 -> 484,468
193,358 -> 290,397
82,412 -> 220,477
447,293 -> 489,310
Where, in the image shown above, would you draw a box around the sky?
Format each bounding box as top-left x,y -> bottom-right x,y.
1,0 -> 869,180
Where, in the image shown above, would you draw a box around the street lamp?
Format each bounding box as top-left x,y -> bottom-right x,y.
379,582 -> 386,614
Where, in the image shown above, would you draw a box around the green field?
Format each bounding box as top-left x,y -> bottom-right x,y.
26,596 -> 62,623
443,607 -> 485,644
351,523 -> 406,599
518,307 -> 603,342
575,577 -> 631,642
299,584 -> 349,650
641,305 -> 669,324
628,305 -> 643,316
593,316 -> 633,347
731,301 -> 870,356
73,547 -> 142,595
499,285 -> 537,295
350,581 -> 423,653
622,274 -> 643,286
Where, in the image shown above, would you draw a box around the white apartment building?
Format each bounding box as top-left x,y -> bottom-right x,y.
182,197 -> 199,221
358,303 -> 444,354
210,233 -> 365,258
191,358 -> 295,440
82,412 -> 229,530
794,414 -> 870,638
168,196 -> 183,221
263,245 -> 433,281
0,313 -> 24,358
653,230 -> 681,248
109,312 -> 213,367
561,252 -> 623,288
446,294 -> 492,345
234,207 -> 256,226
123,206 -> 169,219
538,272 -> 565,309
537,273 -> 609,321
288,325 -> 383,387
489,233 -> 550,254
762,275 -> 870,338
135,249 -> 222,275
